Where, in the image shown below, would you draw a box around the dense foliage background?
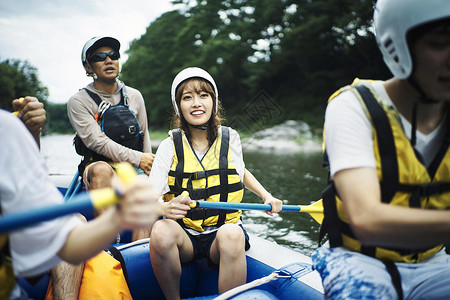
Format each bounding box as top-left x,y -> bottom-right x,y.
1,0 -> 391,134
121,0 -> 391,132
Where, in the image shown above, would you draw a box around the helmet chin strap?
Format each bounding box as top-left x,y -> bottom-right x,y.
190,124 -> 208,130
183,113 -> 212,131
85,61 -> 98,80
407,76 -> 440,148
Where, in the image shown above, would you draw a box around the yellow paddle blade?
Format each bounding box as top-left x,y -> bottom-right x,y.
299,199 -> 324,224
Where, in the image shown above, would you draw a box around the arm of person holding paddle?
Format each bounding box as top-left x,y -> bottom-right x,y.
312,1 -> 450,298
57,174 -> 158,263
242,168 -> 282,215
0,109 -> 158,299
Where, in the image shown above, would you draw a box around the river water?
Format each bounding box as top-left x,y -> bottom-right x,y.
41,134 -> 327,256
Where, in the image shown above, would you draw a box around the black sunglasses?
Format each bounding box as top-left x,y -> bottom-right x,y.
88,51 -> 120,63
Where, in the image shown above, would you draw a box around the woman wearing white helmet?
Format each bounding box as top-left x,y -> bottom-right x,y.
148,67 -> 282,299
313,0 -> 450,298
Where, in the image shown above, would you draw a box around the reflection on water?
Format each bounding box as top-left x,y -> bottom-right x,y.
41,135 -> 327,255
242,151 -> 327,255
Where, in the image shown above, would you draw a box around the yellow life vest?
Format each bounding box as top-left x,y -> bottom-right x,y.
321,79 -> 450,263
166,127 -> 244,232
0,228 -> 16,300
0,205 -> 17,300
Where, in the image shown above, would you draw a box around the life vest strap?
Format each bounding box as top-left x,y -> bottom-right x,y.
179,181 -> 244,200
397,182 -> 450,208
168,168 -> 240,179
383,261 -> 403,300
319,182 -> 342,247
427,105 -> 450,178
355,85 -> 398,203
186,208 -> 238,220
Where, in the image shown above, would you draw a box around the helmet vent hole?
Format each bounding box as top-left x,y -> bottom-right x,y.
384,38 -> 393,48
393,56 -> 399,63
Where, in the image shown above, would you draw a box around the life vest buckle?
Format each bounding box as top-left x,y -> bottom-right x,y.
192,171 -> 206,180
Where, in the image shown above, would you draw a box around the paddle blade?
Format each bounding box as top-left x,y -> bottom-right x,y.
300,199 -> 324,224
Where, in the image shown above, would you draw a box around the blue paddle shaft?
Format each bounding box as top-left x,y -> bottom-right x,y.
0,193 -> 93,234
64,171 -> 80,200
195,201 -> 301,212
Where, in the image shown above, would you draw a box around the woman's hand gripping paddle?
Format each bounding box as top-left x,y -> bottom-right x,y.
189,196 -> 324,224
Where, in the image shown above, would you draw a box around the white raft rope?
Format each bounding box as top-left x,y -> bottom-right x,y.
213,271 -> 291,300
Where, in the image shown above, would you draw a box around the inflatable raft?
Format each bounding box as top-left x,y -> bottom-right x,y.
18,175 -> 324,299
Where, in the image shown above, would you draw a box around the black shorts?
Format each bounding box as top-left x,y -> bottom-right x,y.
184,224 -> 250,267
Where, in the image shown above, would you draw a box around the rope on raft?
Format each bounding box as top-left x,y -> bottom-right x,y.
213,271 -> 291,300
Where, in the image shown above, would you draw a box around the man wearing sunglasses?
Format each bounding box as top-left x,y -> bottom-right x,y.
54,36 -> 155,300
68,36 -> 155,186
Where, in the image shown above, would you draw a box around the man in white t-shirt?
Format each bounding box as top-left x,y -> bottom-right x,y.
312,0 -> 450,299
1,99 -> 158,299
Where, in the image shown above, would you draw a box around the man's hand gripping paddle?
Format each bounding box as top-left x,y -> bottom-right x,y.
0,162 -> 137,234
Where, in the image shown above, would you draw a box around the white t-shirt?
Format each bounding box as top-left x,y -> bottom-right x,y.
0,110 -> 82,277
325,80 -> 446,177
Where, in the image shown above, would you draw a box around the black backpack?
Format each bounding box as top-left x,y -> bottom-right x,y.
74,87 -> 144,174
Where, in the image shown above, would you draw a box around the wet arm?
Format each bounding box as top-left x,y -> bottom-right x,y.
243,168 -> 282,213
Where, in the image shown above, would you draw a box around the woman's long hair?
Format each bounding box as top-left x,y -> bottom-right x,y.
171,78 -> 224,147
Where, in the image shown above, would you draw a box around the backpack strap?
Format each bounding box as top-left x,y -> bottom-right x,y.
84,86 -> 129,108
121,86 -> 129,106
84,88 -> 103,106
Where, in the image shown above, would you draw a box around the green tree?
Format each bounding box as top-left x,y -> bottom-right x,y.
0,59 -> 48,111
0,58 -> 72,134
122,11 -> 195,129
121,0 -> 391,131
45,103 -> 73,134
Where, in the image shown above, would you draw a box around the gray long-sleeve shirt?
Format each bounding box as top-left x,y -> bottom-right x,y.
67,81 -> 152,168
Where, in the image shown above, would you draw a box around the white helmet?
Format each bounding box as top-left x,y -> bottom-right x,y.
81,36 -> 120,66
171,67 -> 218,116
374,0 -> 450,79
